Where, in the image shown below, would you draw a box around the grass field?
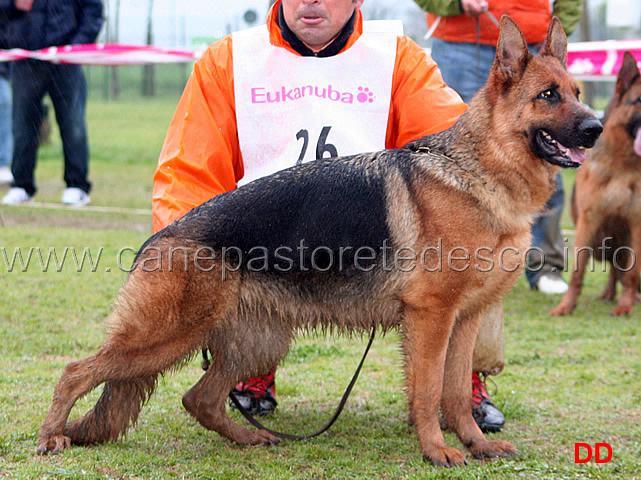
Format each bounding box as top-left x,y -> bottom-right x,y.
0,98 -> 640,479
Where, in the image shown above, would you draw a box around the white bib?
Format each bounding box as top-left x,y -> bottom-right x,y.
233,20 -> 401,186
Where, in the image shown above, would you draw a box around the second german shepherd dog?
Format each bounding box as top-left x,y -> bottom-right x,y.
551,51 -> 641,317
36,17 -> 602,466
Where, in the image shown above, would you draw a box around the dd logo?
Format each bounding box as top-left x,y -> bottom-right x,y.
574,443 -> 613,463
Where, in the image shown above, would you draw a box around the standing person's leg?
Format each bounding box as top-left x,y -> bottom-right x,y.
0,74 -> 14,184
526,172 -> 567,293
48,64 -> 91,205
470,302 -> 505,432
3,60 -> 48,203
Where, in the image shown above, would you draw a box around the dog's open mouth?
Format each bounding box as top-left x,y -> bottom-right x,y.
626,116 -> 641,157
536,129 -> 587,168
635,129 -> 641,157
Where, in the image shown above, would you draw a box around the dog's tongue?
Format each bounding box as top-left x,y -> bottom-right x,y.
558,141 -> 586,165
635,129 -> 641,157
568,147 -> 587,165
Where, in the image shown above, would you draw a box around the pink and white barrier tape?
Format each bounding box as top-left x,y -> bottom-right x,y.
0,44 -> 201,65
567,39 -> 641,79
1,41 -> 640,78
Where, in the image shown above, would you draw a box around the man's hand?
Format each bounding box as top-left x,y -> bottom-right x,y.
15,0 -> 34,12
461,0 -> 488,17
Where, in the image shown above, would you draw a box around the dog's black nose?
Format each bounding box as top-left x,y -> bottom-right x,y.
579,117 -> 603,145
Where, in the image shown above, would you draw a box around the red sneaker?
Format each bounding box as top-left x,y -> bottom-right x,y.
230,369 -> 277,416
471,372 -> 505,433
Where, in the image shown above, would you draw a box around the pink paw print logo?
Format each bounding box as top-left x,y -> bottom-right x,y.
357,86 -> 375,103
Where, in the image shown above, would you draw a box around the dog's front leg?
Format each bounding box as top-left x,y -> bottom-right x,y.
403,304 -> 468,467
550,217 -> 596,316
440,309 -> 518,461
612,230 -> 641,315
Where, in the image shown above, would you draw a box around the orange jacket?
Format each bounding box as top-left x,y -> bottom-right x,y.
426,0 -> 553,45
152,0 -> 466,233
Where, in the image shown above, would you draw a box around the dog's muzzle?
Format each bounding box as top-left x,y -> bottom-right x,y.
577,117 -> 603,148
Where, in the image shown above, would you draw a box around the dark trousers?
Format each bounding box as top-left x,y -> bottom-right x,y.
11,60 -> 91,196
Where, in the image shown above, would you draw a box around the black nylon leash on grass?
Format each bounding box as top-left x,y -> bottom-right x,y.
223,327 -> 376,440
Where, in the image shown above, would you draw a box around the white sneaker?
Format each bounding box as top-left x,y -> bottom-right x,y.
537,273 -> 568,294
0,166 -> 12,184
62,187 -> 90,206
2,187 -> 32,204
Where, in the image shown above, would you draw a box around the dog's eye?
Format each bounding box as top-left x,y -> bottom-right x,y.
537,88 -> 560,103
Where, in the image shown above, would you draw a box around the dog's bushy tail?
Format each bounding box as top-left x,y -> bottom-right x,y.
63,375 -> 158,445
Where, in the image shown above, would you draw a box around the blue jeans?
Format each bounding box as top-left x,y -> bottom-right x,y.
431,38 -> 563,287
430,39 -> 497,104
525,173 -> 566,286
11,60 -> 91,196
0,75 -> 12,168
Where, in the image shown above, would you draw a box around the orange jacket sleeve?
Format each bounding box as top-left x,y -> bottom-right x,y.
386,35 -> 466,148
152,36 -> 241,233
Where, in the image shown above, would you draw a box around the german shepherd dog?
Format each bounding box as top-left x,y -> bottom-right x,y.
551,51 -> 641,317
36,17 -> 602,467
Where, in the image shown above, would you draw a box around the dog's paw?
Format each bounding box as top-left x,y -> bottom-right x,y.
549,303 -> 574,316
610,304 -> 632,316
36,434 -> 71,455
422,445 -> 468,467
469,439 -> 519,460
242,429 -> 280,447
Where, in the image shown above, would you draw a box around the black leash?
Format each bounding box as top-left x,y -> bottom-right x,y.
222,327 -> 376,440
475,11 -> 501,92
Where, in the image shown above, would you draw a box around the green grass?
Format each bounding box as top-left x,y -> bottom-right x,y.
84,64 -> 191,101
1,98 -> 640,479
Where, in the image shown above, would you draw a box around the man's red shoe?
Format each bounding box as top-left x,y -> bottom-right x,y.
472,372 -> 505,433
229,369 -> 278,416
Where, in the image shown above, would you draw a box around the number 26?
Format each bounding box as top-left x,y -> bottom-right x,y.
295,126 -> 338,165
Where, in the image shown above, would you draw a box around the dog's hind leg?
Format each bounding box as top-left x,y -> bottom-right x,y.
182,319 -> 292,446
440,309 -> 518,461
37,334 -> 207,454
597,266 -> 618,302
611,233 -> 641,315
37,265 -> 234,454
37,349 -> 109,454
182,360 -> 280,446
36,343 -> 159,454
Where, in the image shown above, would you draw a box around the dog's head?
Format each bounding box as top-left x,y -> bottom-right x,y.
486,16 -> 603,168
603,51 -> 641,157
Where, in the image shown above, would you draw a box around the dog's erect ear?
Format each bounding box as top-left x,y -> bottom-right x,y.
616,51 -> 640,99
539,17 -> 567,68
494,16 -> 529,83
